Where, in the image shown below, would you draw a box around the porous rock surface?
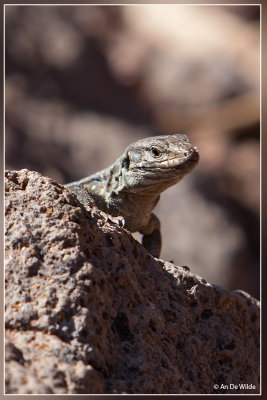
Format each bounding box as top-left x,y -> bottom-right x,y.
5,169 -> 260,394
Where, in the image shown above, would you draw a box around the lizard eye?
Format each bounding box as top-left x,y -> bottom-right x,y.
151,147 -> 161,157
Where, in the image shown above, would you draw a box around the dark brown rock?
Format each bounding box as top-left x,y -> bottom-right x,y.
5,169 -> 260,394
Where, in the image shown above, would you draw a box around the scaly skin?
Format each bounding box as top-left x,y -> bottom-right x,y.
66,134 -> 199,257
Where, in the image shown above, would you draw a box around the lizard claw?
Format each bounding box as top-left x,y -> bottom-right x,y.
112,216 -> 125,228
103,213 -> 125,228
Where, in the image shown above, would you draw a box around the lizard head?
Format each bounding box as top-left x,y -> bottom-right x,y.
126,133 -> 199,172
120,133 -> 199,192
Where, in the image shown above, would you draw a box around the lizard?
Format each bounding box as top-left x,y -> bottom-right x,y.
65,133 -> 199,258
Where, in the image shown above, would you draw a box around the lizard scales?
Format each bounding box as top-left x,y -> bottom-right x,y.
66,133 -> 199,258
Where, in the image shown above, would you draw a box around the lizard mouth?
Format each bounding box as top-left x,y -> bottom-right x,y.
156,146 -> 199,169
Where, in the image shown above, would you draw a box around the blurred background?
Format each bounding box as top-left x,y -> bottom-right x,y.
5,5 -> 260,298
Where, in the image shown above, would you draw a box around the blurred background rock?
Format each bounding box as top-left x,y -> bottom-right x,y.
5,5 -> 260,298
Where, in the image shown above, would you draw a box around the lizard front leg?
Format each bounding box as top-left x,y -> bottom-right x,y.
140,213 -> 161,258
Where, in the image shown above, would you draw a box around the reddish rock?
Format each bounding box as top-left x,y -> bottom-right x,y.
5,169 -> 260,394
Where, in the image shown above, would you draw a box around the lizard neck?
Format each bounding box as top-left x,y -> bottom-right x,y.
98,157 -> 160,216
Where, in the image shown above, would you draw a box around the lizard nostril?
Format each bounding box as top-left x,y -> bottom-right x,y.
184,152 -> 188,157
